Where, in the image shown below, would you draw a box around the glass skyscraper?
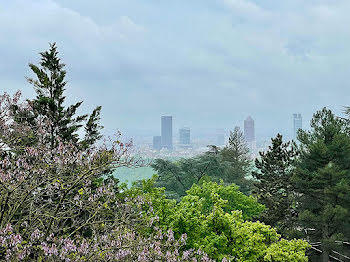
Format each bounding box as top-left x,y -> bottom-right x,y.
161,116 -> 173,150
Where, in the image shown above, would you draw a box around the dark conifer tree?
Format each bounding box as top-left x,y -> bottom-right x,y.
293,108 -> 350,262
220,126 -> 252,194
21,43 -> 102,148
81,106 -> 103,149
252,133 -> 298,235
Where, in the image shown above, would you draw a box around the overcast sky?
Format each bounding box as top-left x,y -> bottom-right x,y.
1,0 -> 350,141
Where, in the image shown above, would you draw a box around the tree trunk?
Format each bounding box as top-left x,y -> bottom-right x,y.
322,249 -> 329,262
322,225 -> 330,262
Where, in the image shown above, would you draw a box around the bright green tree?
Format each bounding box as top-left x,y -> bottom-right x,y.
169,181 -> 309,261
126,178 -> 309,261
182,180 -> 264,220
252,133 -> 298,235
293,108 -> 350,262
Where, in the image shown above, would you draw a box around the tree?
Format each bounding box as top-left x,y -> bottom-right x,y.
0,95 -> 209,262
152,152 -> 230,199
252,134 -> 298,235
127,178 -> 309,261
182,180 -> 264,220
16,43 -> 102,149
292,108 -> 350,262
220,126 -> 252,194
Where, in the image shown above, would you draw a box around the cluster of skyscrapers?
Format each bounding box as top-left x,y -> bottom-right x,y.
153,116 -> 191,151
152,113 -> 303,152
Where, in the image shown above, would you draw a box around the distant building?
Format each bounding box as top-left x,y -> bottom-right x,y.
161,116 -> 173,151
244,116 -> 255,142
293,113 -> 302,139
179,127 -> 191,145
153,136 -> 162,150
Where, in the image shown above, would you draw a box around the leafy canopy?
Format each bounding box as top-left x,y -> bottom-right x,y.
126,177 -> 309,261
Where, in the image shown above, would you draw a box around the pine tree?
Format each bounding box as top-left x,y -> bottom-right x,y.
293,108 -> 350,262
22,43 -> 102,148
81,106 -> 103,149
252,134 -> 298,235
220,126 -> 252,194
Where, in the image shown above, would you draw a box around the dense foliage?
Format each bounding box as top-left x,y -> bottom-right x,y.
293,108 -> 350,261
126,178 -> 309,261
151,152 -> 230,199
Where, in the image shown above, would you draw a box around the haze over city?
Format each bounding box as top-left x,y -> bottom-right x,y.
2,0 -> 350,143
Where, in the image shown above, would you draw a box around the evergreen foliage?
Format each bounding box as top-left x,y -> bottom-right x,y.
293,108 -> 350,262
21,43 -> 102,149
220,126 -> 252,194
252,134 -> 298,235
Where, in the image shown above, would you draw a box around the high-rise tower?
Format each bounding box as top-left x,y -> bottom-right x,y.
293,113 -> 302,139
244,116 -> 255,143
161,116 -> 173,150
179,127 -> 190,145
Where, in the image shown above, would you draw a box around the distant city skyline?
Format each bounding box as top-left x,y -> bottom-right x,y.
2,1 -> 350,146
129,112 -> 311,148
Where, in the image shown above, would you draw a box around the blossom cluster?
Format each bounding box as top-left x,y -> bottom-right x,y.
0,224 -> 216,261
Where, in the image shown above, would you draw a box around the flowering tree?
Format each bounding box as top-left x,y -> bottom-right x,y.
0,91 -> 215,261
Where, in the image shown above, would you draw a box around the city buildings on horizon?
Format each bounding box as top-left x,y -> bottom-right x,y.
153,136 -> 161,151
179,127 -> 191,146
149,113 -> 303,157
293,113 -> 302,139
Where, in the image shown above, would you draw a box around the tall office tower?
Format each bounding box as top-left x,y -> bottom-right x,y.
153,136 -> 162,150
244,116 -> 255,142
293,113 -> 302,139
161,116 -> 173,150
179,127 -> 190,145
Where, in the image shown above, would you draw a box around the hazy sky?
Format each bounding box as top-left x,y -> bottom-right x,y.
1,0 -> 350,140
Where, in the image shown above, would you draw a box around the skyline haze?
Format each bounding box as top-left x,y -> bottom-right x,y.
1,0 -> 349,142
